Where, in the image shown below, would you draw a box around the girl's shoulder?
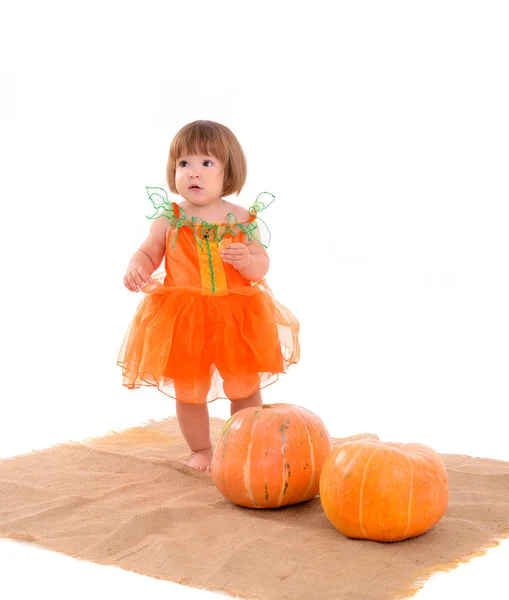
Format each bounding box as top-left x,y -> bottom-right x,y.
224,193 -> 275,248
223,192 -> 276,224
222,200 -> 251,224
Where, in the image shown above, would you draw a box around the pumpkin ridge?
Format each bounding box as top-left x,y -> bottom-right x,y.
292,406 -> 316,503
244,410 -> 261,508
359,447 -> 378,538
276,413 -> 289,507
220,416 -> 235,459
403,456 -> 414,539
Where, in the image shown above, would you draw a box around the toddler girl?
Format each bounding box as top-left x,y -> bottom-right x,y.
118,120 -> 300,471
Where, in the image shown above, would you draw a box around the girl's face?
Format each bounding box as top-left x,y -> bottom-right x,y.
175,153 -> 225,205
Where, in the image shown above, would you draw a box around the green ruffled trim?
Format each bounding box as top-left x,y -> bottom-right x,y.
145,186 -> 274,250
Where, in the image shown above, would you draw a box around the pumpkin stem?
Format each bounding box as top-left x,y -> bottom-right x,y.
262,404 -> 272,409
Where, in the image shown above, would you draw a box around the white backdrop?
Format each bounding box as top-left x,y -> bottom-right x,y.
1,1 -> 507,599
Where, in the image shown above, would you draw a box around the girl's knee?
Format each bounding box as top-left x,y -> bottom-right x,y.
174,378 -> 211,404
223,373 -> 260,401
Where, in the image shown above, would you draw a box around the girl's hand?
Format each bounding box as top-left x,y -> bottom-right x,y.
123,267 -> 154,292
220,243 -> 251,270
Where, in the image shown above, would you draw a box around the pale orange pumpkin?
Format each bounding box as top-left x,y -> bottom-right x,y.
211,403 -> 332,509
319,439 -> 449,542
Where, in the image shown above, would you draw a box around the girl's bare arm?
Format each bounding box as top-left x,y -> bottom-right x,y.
123,217 -> 169,292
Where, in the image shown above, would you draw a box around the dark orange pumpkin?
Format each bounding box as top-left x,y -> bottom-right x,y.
319,439 -> 448,542
211,403 -> 332,509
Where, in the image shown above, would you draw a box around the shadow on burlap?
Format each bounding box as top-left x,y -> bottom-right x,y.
1,417 -> 508,599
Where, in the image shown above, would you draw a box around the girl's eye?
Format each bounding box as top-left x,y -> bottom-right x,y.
203,160 -> 213,167
179,160 -> 188,167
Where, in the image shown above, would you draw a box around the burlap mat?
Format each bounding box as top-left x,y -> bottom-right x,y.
1,417 -> 508,599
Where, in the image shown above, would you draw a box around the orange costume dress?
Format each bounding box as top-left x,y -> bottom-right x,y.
118,187 -> 300,403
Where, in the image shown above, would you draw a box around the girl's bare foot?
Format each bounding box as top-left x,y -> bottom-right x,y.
189,447 -> 213,472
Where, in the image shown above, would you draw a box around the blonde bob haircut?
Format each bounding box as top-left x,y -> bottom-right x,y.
167,120 -> 247,197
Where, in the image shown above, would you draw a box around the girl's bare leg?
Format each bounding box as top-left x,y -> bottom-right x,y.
174,377 -> 262,471
175,380 -> 213,472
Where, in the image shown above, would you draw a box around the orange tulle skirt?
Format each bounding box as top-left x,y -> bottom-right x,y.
117,279 -> 300,403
